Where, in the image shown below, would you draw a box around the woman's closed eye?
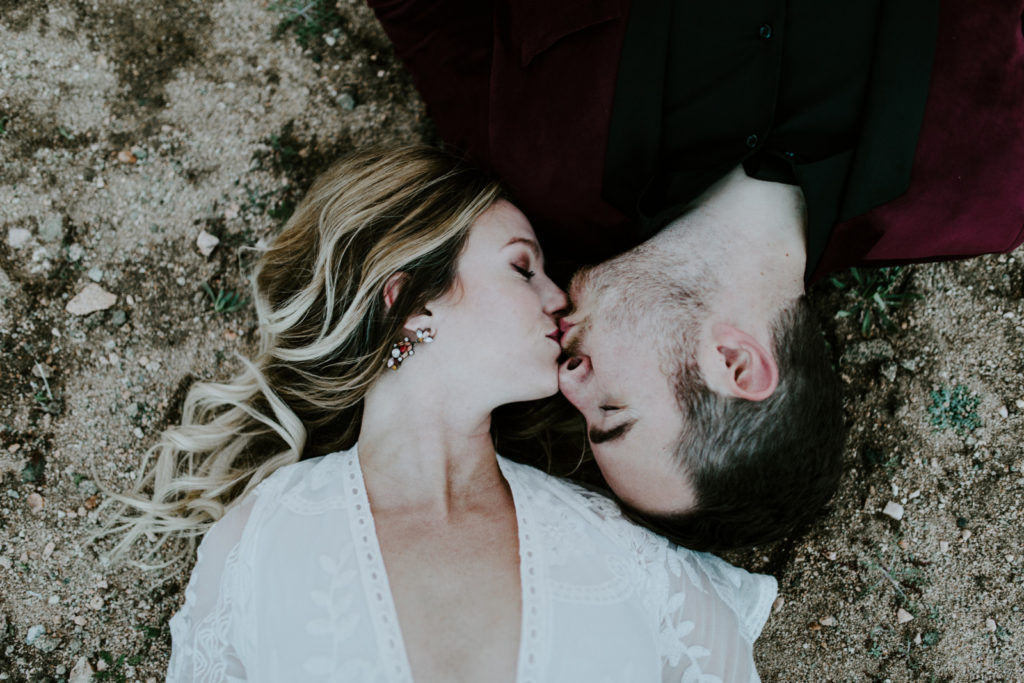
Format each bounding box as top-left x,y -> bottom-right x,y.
512,263 -> 536,280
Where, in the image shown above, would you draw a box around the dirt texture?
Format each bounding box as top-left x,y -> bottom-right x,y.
0,1 -> 1022,681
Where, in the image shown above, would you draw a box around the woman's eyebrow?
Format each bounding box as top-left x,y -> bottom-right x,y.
589,419 -> 637,444
503,236 -> 542,260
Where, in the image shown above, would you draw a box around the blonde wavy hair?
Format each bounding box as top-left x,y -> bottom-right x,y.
100,145 -> 506,567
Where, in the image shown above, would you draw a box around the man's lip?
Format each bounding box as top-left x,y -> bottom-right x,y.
558,318 -> 575,334
547,328 -> 563,343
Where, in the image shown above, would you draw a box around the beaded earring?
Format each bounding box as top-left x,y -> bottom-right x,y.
385,328 -> 434,370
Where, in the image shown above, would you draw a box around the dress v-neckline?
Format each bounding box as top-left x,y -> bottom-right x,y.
341,448 -> 545,683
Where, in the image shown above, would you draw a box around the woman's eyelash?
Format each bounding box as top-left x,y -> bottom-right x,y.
512,264 -> 536,280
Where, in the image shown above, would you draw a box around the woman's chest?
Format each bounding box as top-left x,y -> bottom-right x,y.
234,505 -> 663,683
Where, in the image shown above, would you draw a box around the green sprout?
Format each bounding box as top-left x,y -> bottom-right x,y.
927,384 -> 982,436
270,0 -> 341,47
202,282 -> 249,313
830,266 -> 922,335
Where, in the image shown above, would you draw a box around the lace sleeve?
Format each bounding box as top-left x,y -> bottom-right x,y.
654,545 -> 777,683
166,496 -> 258,682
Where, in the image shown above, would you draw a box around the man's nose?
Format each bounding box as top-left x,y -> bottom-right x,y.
561,353 -> 592,380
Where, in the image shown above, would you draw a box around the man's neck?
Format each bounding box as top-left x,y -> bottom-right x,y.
652,165 -> 806,352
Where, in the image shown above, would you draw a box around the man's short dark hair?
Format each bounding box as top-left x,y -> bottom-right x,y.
622,296 -> 845,552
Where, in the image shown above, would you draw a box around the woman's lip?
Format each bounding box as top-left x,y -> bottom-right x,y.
559,318 -> 575,334
547,329 -> 563,343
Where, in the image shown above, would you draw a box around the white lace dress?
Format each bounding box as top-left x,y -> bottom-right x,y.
167,447 -> 777,682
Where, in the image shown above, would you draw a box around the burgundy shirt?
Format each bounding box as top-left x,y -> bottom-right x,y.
370,0 -> 1024,282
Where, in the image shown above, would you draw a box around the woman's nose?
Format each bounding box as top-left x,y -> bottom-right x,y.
543,282 -> 569,315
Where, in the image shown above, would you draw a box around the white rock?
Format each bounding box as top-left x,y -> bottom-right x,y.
87,267 -> 104,282
7,227 -> 32,249
998,405 -> 1009,418
69,656 -> 95,683
66,284 -> 116,315
67,243 -> 85,261
1016,399 -> 1024,410
939,541 -> 950,553
986,618 -> 997,632
25,624 -> 46,645
819,616 -> 836,627
897,608 -> 914,624
196,229 -> 220,257
882,501 -> 905,521
39,214 -> 63,242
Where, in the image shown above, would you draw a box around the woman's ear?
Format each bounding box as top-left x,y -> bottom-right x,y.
383,272 -> 434,333
382,272 -> 407,310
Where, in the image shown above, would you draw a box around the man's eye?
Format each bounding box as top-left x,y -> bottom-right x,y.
599,405 -> 622,412
512,264 -> 536,280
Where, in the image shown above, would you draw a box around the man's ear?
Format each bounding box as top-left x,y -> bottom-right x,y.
382,272 -> 433,332
707,323 -> 778,401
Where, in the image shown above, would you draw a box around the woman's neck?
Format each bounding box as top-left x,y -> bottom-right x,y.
357,376 -> 506,519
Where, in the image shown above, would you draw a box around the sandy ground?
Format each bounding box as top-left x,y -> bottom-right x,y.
1,1 -> 1022,681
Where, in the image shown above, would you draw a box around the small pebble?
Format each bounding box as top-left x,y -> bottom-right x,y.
336,92 -> 356,110
87,267 -> 104,282
39,214 -> 63,242
772,596 -> 785,614
73,615 -> 87,626
43,542 -> 55,558
819,616 -> 836,627
7,227 -> 33,249
986,618 -> 997,632
88,595 -> 104,610
133,427 -> 145,439
69,656 -> 94,683
961,529 -> 972,542
196,229 -> 220,257
26,492 -> 45,513
897,608 -> 914,624
109,310 -> 127,326
998,405 -> 1009,418
116,149 -> 137,164
1015,399 -> 1024,410
48,595 -> 59,605
939,541 -> 950,553
66,284 -> 117,315
25,624 -> 46,645
67,243 -> 84,261
882,501 -> 904,521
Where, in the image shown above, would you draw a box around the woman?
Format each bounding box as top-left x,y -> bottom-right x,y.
109,146 -> 776,681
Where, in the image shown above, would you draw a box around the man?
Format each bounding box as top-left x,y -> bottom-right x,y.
370,0 -> 1024,550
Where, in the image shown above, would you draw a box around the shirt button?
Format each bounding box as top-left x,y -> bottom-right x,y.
746,134 -> 759,148
759,24 -> 773,39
